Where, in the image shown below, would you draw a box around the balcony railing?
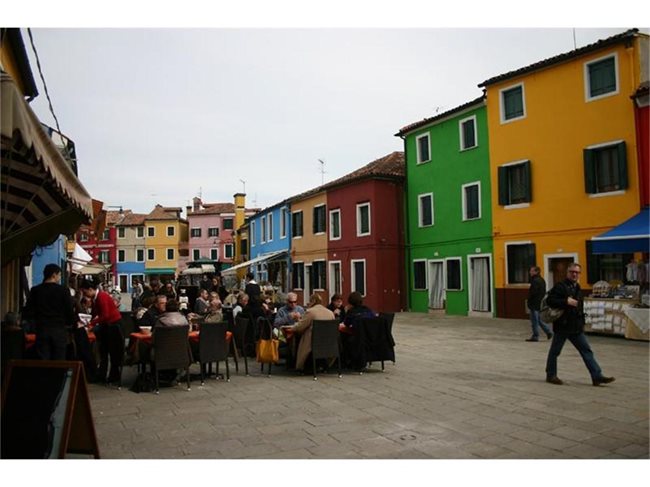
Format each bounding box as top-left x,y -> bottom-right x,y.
41,123 -> 78,175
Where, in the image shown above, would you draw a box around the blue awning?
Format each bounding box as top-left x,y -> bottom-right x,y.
591,208 -> 650,254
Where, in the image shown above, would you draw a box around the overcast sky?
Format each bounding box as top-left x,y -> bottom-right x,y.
11,3 -> 648,216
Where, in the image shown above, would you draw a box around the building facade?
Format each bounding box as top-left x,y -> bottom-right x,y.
398,98 -> 494,316
144,205 -> 188,282
114,212 -> 146,294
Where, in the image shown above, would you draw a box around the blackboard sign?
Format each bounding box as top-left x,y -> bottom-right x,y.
1,360 -> 100,459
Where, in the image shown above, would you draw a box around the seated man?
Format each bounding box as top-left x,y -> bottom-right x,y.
204,298 -> 224,324
194,289 -> 210,316
343,291 -> 376,330
274,292 -> 305,328
138,294 -> 167,329
154,299 -> 189,329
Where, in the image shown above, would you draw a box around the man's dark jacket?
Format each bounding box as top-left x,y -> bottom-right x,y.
546,278 -> 584,335
527,274 -> 546,311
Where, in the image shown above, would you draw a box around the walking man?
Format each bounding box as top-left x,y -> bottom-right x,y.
526,266 -> 553,341
545,263 -> 615,386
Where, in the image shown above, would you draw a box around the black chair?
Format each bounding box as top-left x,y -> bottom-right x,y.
151,325 -> 192,393
311,319 -> 342,380
231,315 -> 250,376
378,312 -> 396,367
120,311 -> 136,336
1,329 -> 24,384
196,321 -> 230,385
356,316 -> 395,372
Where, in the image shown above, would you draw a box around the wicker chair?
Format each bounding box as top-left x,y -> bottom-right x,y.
231,315 -> 250,375
311,319 -> 342,380
196,321 -> 230,384
151,325 -> 192,393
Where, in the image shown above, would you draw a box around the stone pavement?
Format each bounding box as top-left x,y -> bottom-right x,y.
88,313 -> 649,459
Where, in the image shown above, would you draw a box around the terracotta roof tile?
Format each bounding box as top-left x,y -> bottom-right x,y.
117,212 -> 147,226
106,209 -> 130,226
145,204 -> 183,221
188,202 -> 258,216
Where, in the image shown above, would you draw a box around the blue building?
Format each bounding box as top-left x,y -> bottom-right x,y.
29,235 -> 68,288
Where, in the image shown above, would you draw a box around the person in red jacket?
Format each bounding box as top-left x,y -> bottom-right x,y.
80,279 -> 123,384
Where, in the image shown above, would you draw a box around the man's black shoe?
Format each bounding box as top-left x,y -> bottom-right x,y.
525,337 -> 539,342
546,332 -> 553,340
592,376 -> 615,386
546,377 -> 563,385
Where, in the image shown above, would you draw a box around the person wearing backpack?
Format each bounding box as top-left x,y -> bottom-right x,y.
544,262 -> 615,386
526,266 -> 553,342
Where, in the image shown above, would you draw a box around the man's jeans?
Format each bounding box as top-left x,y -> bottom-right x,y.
530,309 -> 552,339
545,332 -> 603,380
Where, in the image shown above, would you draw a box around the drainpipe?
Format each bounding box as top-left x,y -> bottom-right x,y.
399,134 -> 412,312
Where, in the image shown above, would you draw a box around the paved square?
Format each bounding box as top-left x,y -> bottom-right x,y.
89,313 -> 649,459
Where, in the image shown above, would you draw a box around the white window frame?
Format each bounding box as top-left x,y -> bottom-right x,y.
117,249 -> 126,263
292,210 -> 303,239
280,207 -> 288,239
251,220 -> 256,247
351,259 -> 367,297
191,227 -> 202,238
167,225 -> 175,237
147,248 -> 155,261
585,139 -> 627,198
584,52 -> 619,103
356,202 -> 371,237
504,241 -> 534,286
208,227 -> 219,238
136,248 -> 145,263
99,250 -> 110,263
117,227 -> 125,239
292,260 -> 304,290
417,193 -> 434,228
261,216 -> 267,243
461,181 -> 482,221
224,243 -> 234,259
136,226 -> 145,239
499,82 -> 527,124
79,232 -> 89,242
192,248 -> 201,261
466,253 -> 493,316
458,114 -> 478,151
445,257 -> 463,291
166,248 -> 175,261
413,258 -> 428,290
267,213 -> 274,242
312,258 -> 327,291
313,204 -> 326,236
415,132 -> 431,165
101,229 -> 110,241
328,260 -> 342,299
210,248 -> 219,261
501,159 -> 532,210
147,226 -> 155,238
329,208 -> 342,241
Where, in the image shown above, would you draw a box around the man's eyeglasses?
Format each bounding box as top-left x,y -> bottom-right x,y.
288,300 -> 297,304
569,270 -> 581,274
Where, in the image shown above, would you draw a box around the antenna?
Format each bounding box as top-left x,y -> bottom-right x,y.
318,159 -> 326,185
199,186 -> 202,199
239,179 -> 246,194
252,193 -> 258,208
572,28 -> 577,49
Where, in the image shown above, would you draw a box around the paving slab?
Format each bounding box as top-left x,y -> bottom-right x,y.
86,313 -> 649,459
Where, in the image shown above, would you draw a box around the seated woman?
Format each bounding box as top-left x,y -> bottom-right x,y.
154,299 -> 188,329
327,293 -> 346,323
341,292 -> 376,370
204,298 -> 224,324
342,292 -> 375,330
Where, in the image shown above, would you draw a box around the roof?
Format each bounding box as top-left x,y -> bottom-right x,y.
289,151 -> 405,203
395,96 -> 485,136
188,202 -> 259,216
106,209 -> 130,226
479,28 -> 640,88
0,29 -> 38,99
633,81 -> 649,98
116,212 -> 147,226
145,204 -> 183,221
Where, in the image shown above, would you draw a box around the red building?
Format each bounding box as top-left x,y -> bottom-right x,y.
76,209 -> 125,285
326,152 -> 406,313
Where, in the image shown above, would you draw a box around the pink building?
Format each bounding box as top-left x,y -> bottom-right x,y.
186,197 -> 257,271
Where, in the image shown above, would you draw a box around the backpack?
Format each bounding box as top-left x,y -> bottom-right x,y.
539,293 -> 564,323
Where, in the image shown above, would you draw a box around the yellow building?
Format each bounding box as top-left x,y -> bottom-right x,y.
479,29 -> 649,318
144,205 -> 188,282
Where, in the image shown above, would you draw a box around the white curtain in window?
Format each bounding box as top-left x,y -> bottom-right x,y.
429,262 -> 444,309
471,257 -> 491,312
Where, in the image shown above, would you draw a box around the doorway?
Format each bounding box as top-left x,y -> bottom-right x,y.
329,261 -> 341,300
544,254 -> 578,290
304,264 -> 312,305
428,260 -> 445,310
469,255 -> 492,313
118,274 -> 128,294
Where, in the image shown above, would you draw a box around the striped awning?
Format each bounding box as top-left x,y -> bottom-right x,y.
1,72 -> 93,265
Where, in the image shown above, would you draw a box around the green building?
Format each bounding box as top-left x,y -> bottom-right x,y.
396,96 -> 494,316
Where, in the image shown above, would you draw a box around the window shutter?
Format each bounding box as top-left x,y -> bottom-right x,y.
498,166 -> 508,205
583,148 -> 596,194
616,141 -> 628,190
523,160 -> 532,203
585,240 -> 599,284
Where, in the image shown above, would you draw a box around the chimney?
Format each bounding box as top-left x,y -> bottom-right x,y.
192,196 -> 202,212
186,205 -> 192,216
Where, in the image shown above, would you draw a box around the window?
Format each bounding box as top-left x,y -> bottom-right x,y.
223,218 -> 234,230
292,262 -> 305,289
446,258 -> 462,291
261,216 -> 267,243
462,182 -> 481,220
280,207 -> 287,239
250,221 -> 256,246
584,141 -> 627,195
98,250 -> 110,263
240,239 -> 247,256
459,115 -> 477,150
351,259 -> 366,296
79,232 -> 88,242
585,54 -> 618,101
267,213 -> 273,241
413,260 -> 427,290
418,193 -> 434,227
191,228 -> 201,238
416,133 -> 431,164
312,260 -> 326,290
500,83 -> 526,123
147,249 -> 155,261
292,211 -> 303,238
329,209 -> 341,240
147,226 -> 155,237
586,240 -> 632,284
137,226 -> 145,238
225,244 -> 234,259
210,248 -> 218,261
117,250 -> 125,262
101,229 -> 110,241
136,248 -> 145,262
313,205 -> 326,234
356,203 -> 371,236
166,248 -> 174,261
167,226 -> 175,237
498,160 -> 531,206
506,243 -> 536,284
208,227 -> 219,238
117,227 -> 125,239
192,249 -> 201,261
